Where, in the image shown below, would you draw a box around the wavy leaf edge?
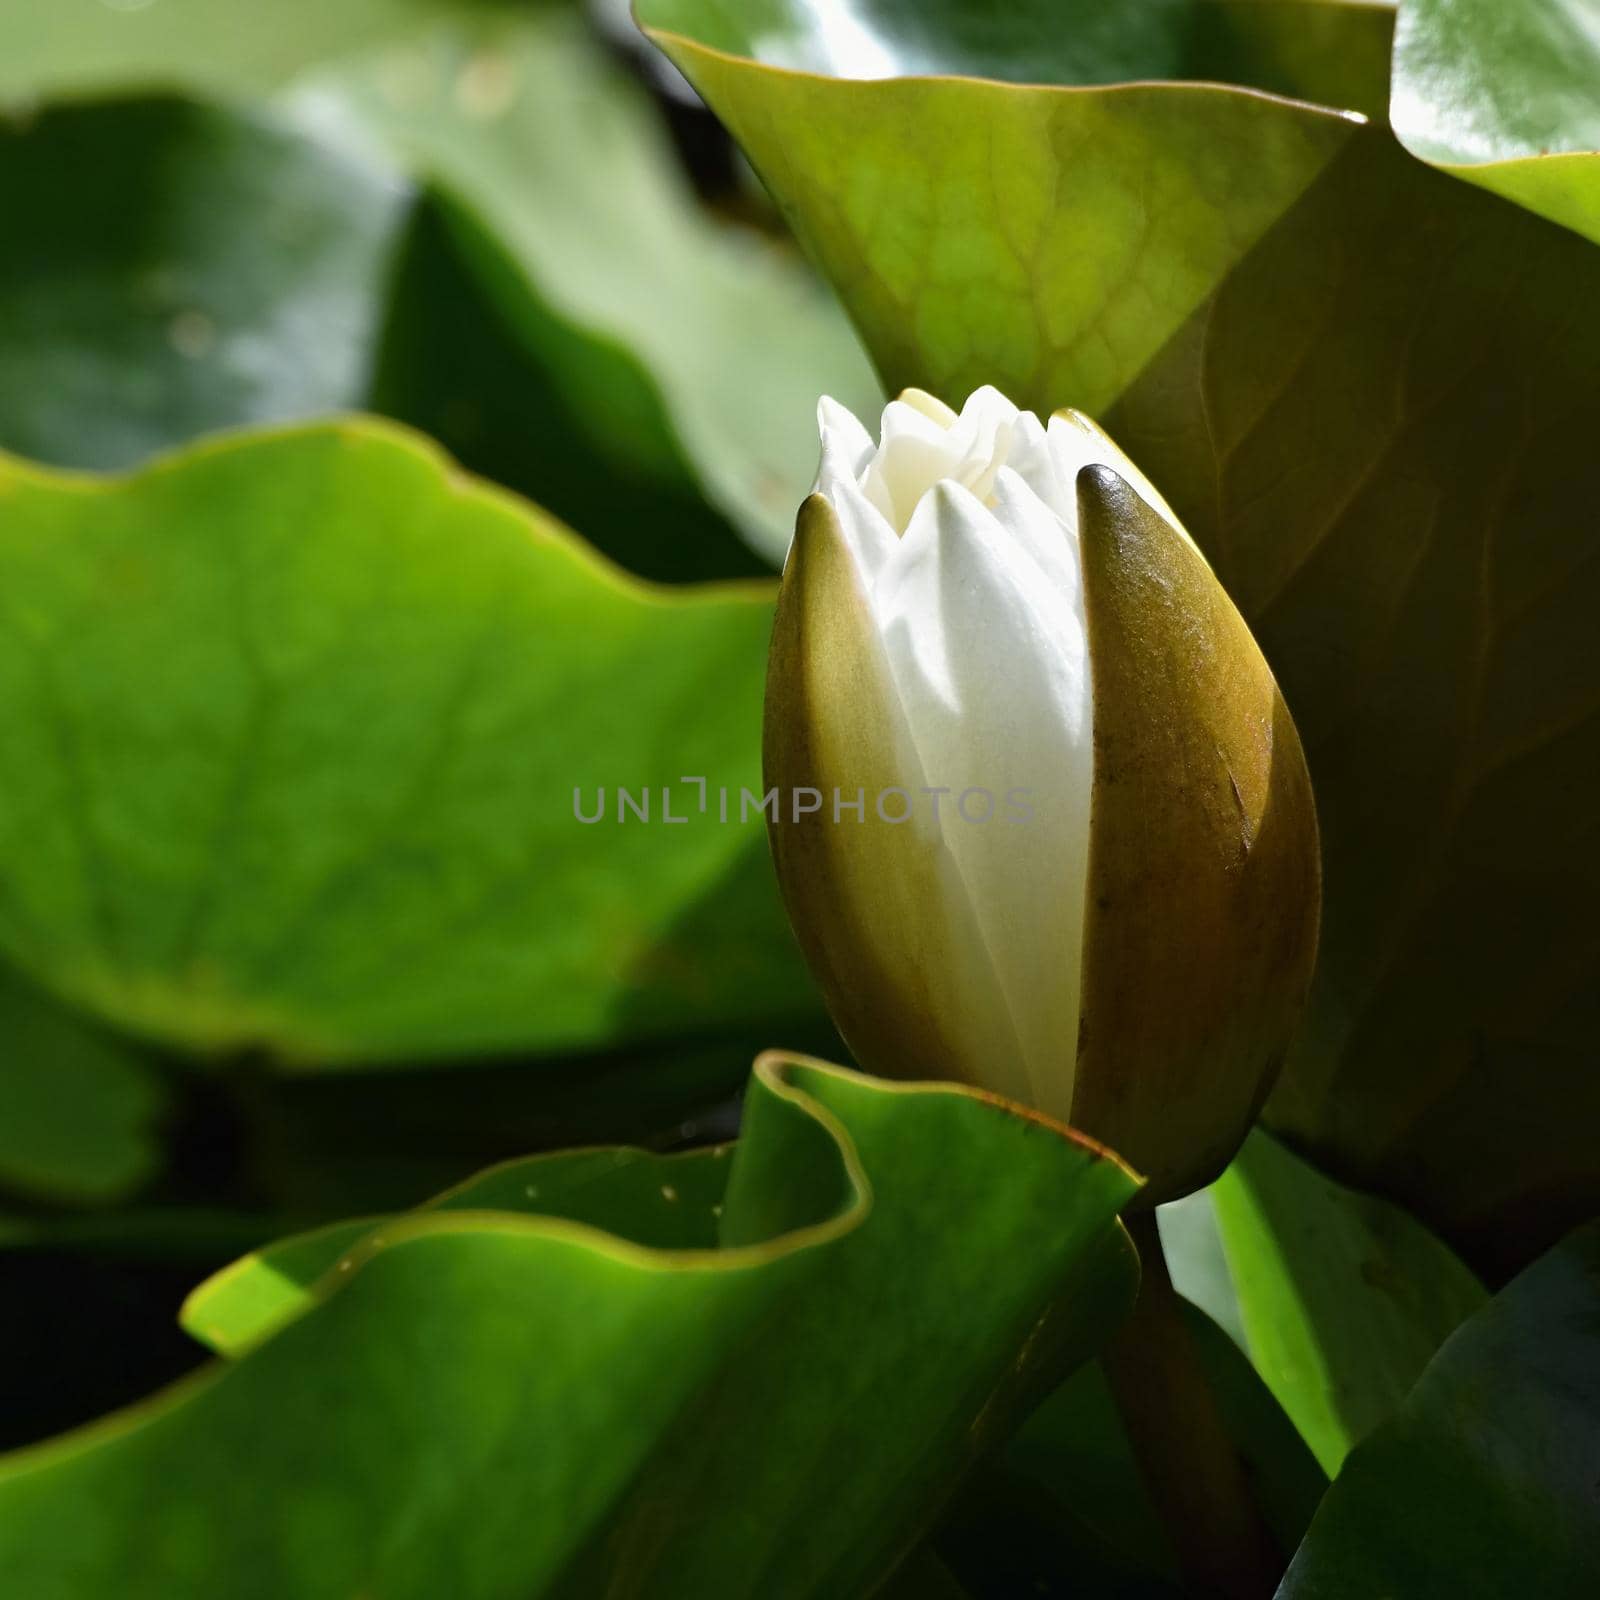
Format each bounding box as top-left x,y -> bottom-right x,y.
0,1052 -> 1142,1481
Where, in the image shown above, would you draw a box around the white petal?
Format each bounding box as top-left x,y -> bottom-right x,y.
897,388 -> 958,427
815,395 -> 876,491
862,385 -> 1021,533
865,398 -> 965,531
812,396 -> 898,581
828,475 -> 898,586
1048,411 -> 1196,552
988,466 -> 1082,614
1006,410 -> 1075,523
873,481 -> 1093,1117
939,385 -> 1019,505
948,384 -> 1020,445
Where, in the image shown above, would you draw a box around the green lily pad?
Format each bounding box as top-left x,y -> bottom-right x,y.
642,10 -> 1361,419
642,0 -> 1600,1275
180,1143 -> 736,1355
642,0 -> 1395,117
0,1056 -> 1141,1598
0,966 -> 166,1204
370,195 -> 770,583
1162,1131 -> 1486,1475
0,90 -> 768,582
0,0 -> 511,100
1279,1218 -> 1600,1598
0,95 -> 409,474
0,10 -> 879,568
285,9 -> 881,564
0,421 -> 807,1068
1393,0 -> 1600,246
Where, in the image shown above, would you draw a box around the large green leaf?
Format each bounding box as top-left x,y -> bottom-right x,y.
642,6 -> 1363,419
286,9 -> 881,564
0,90 -> 766,583
641,0 -> 1600,1275
370,195 -> 769,583
1279,1218 -> 1600,1598
0,1056 -> 1140,1598
0,421 -> 808,1068
0,10 -> 878,568
0,967 -> 166,1204
1393,0 -> 1600,246
1162,1131 -> 1485,1475
0,0 -> 512,99
642,0 -> 1395,117
0,96 -> 409,474
178,1145 -> 739,1355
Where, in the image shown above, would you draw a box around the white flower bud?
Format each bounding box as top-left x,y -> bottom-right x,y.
765,387 -> 1320,1201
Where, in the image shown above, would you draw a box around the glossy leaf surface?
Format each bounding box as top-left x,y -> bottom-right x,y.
0,97 -> 407,473
1394,0 -> 1600,245
644,0 -> 1395,115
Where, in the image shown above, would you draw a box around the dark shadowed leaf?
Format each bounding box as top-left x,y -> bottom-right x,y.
0,966 -> 166,1204
932,1299 -> 1326,1596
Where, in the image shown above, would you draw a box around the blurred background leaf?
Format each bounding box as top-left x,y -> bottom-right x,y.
0,80 -> 778,584
0,7 -> 878,573
369,194 -> 767,582
0,0 -> 534,100
1394,0 -> 1600,246
0,1059 -> 1139,1599
286,8 -> 881,565
641,0 -> 1600,1280
0,96 -> 408,473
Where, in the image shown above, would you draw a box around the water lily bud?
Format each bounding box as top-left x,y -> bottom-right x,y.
764,387 -> 1319,1202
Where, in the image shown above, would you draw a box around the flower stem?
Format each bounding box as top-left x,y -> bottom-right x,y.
1101,1209 -> 1282,1600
